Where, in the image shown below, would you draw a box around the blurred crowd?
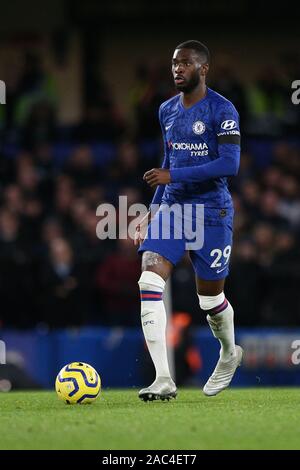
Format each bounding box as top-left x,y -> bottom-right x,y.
0,50 -> 300,329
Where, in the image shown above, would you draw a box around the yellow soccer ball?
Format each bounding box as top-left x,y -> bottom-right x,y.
55,362 -> 101,404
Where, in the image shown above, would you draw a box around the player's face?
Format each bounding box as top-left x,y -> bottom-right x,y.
172,48 -> 203,92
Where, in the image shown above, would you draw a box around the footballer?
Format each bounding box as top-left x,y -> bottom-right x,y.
135,40 -> 242,400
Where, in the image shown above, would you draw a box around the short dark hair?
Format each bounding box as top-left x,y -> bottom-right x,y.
175,40 -> 210,63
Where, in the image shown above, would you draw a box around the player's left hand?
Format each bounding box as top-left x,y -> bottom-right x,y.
143,168 -> 171,187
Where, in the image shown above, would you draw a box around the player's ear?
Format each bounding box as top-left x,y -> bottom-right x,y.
201,63 -> 209,76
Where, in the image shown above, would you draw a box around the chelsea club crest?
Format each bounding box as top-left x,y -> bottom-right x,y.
192,121 -> 206,135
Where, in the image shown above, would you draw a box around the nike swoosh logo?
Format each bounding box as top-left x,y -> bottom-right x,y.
165,124 -> 172,131
141,312 -> 151,318
216,266 -> 228,273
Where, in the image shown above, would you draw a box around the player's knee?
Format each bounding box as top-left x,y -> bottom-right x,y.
138,271 -> 165,292
198,292 -> 225,310
141,251 -> 172,278
142,250 -> 162,267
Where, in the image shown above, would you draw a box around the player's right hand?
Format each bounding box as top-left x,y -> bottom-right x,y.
134,211 -> 150,246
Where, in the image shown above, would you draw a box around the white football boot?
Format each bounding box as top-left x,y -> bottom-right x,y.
139,377 -> 177,402
203,345 -> 243,396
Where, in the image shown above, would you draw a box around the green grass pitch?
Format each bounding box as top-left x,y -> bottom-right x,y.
0,388 -> 299,450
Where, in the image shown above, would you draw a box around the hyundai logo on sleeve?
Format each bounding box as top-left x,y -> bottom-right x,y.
221,120 -> 237,130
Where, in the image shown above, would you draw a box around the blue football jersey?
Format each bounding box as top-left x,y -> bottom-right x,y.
157,87 -> 240,208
